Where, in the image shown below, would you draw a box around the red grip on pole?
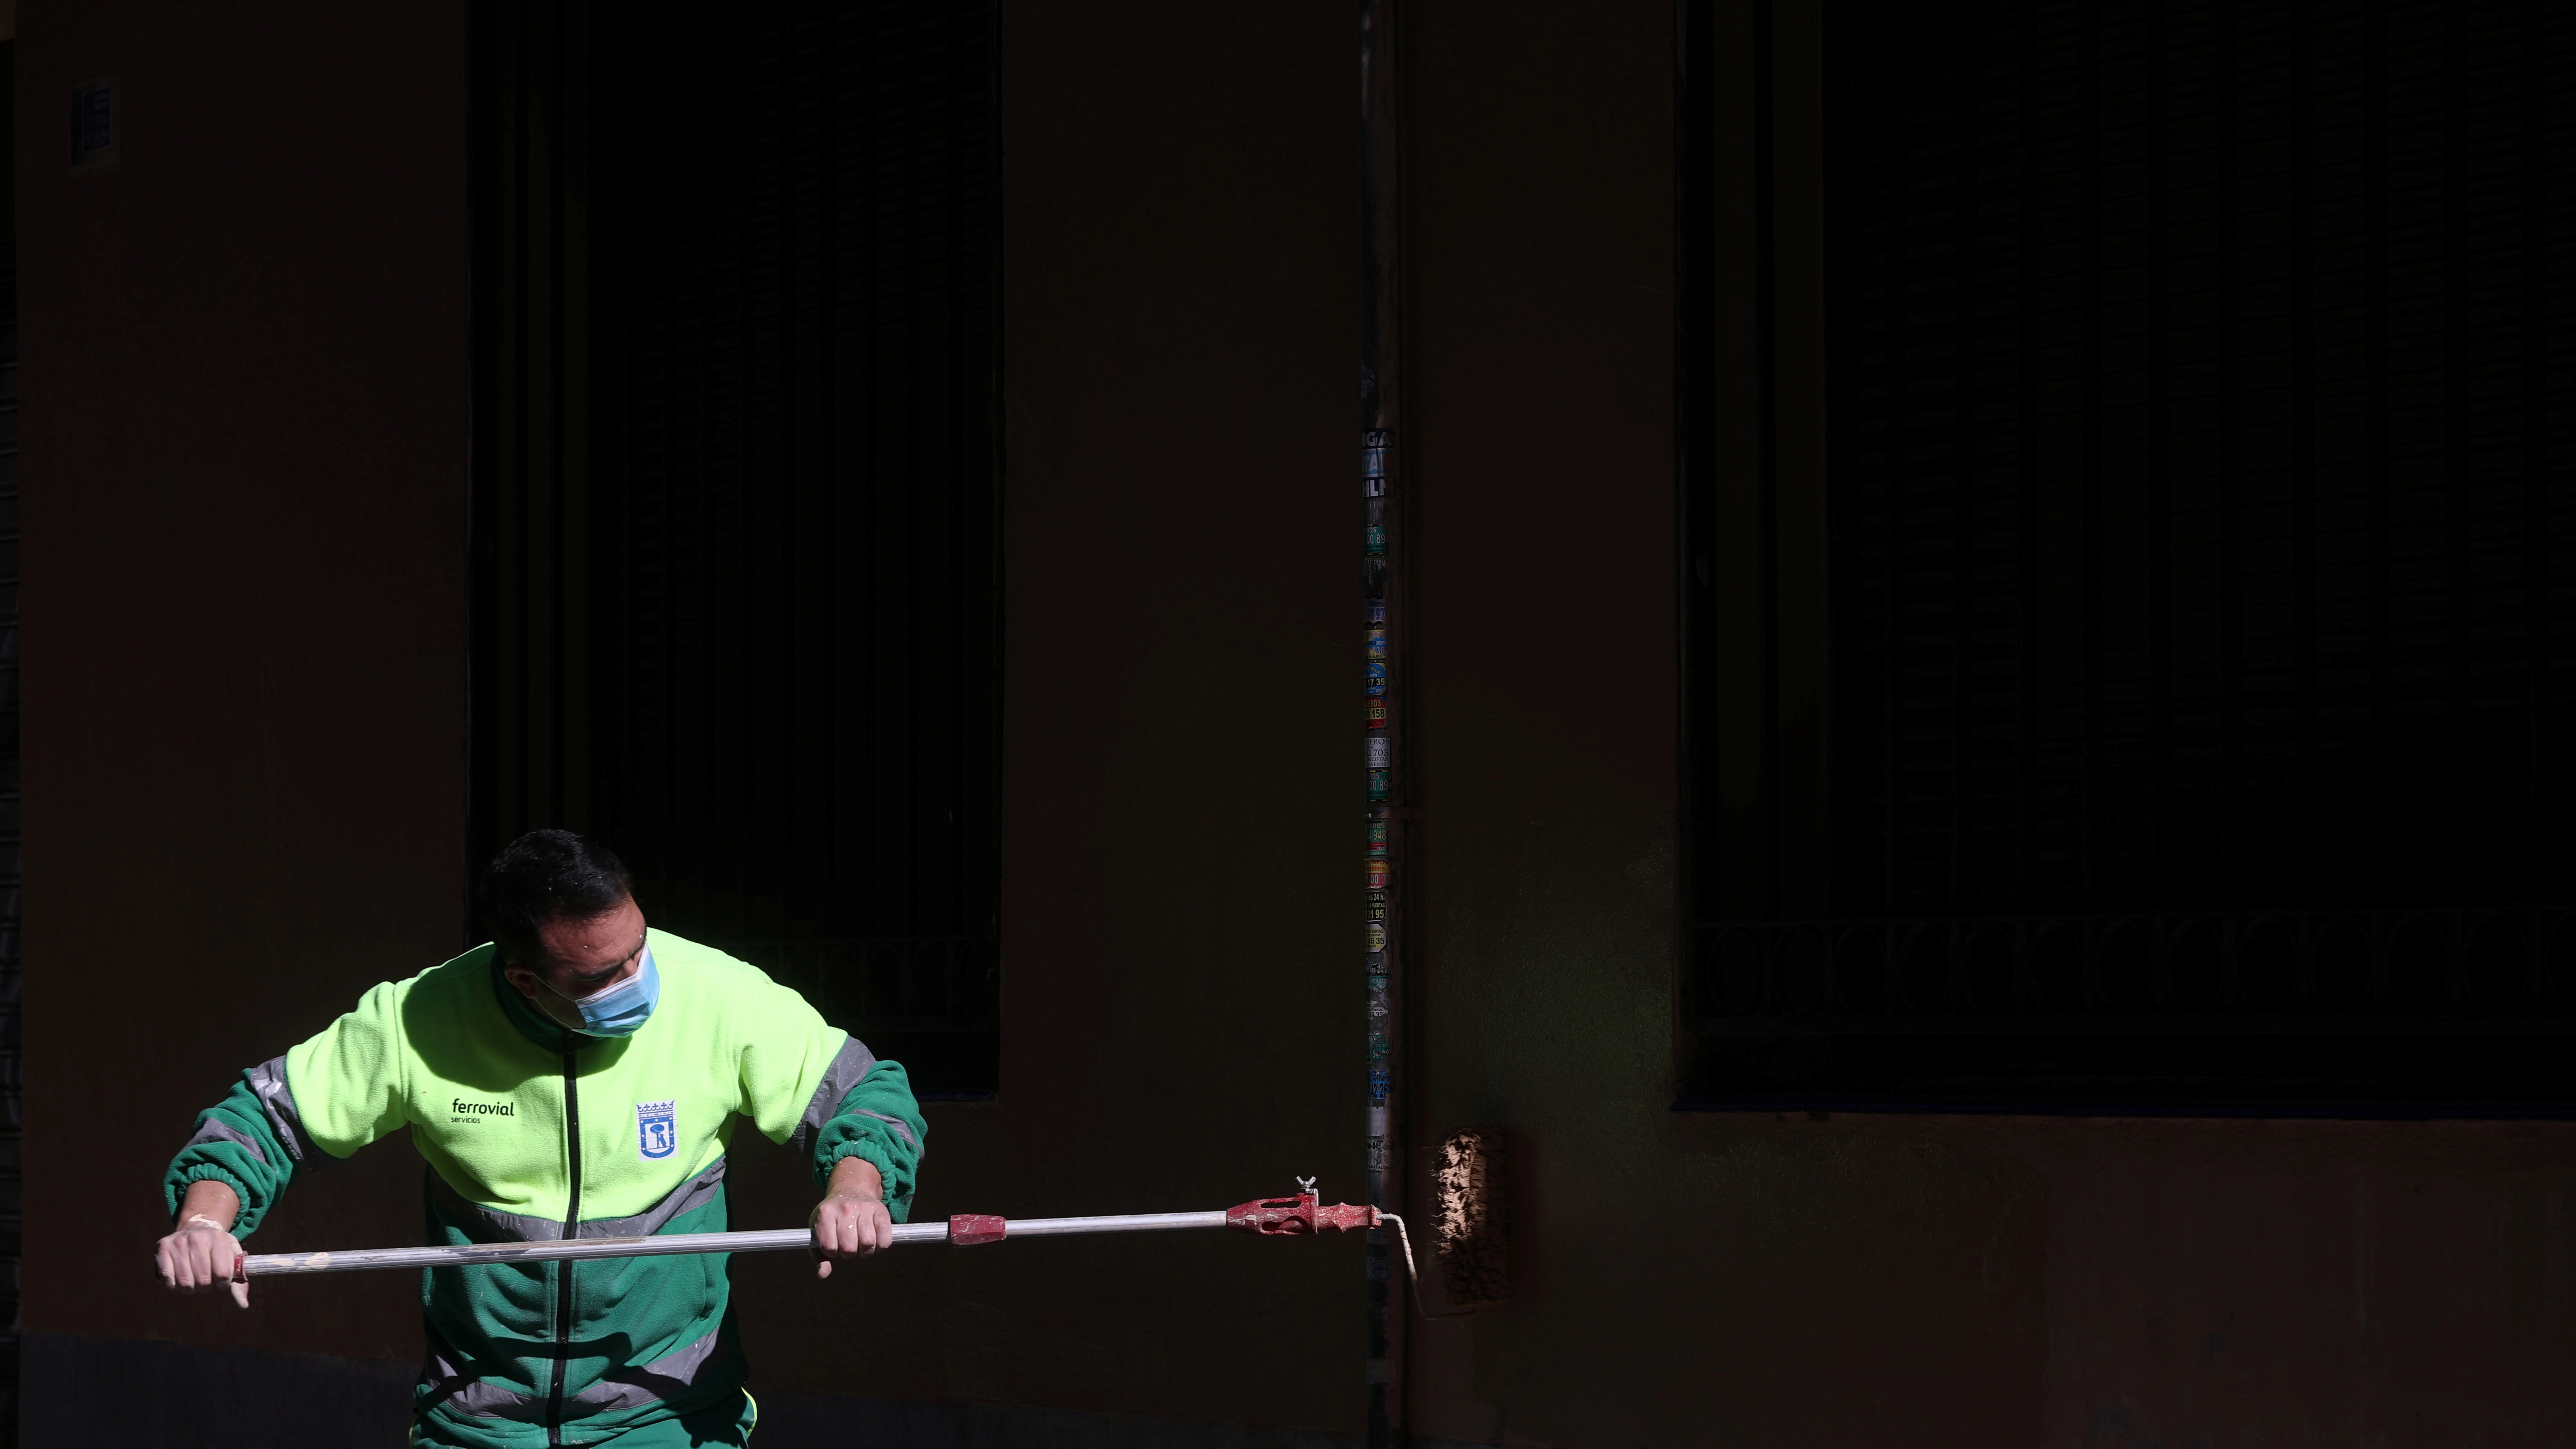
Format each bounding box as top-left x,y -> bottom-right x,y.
948,1214 -> 1007,1246
1224,1191 -> 1380,1236
232,1253 -> 248,1285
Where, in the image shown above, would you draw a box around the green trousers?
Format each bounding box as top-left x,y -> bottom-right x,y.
412,1390 -> 757,1447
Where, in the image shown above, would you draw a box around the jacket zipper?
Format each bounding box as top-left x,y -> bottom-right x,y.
549,1044 -> 582,1447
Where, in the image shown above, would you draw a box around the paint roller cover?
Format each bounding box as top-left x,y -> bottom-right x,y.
1433,1129 -> 1508,1307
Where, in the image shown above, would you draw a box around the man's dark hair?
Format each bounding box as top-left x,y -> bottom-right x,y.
482,829 -> 635,964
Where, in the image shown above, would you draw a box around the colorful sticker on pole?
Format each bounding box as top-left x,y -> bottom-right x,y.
1366,661 -> 1387,696
1367,819 -> 1389,855
1367,699 -> 1388,729
1366,859 -> 1390,890
1367,769 -> 1390,799
1366,735 -> 1392,769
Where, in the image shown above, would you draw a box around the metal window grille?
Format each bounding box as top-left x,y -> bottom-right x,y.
474,0 -> 1001,1093
1685,0 -> 2576,1106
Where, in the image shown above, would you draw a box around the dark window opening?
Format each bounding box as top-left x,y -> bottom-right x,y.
1682,0 -> 2576,1111
471,0 -> 1002,1095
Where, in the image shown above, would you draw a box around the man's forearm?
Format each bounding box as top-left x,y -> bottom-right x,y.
176,1179 -> 242,1232
825,1154 -> 883,1202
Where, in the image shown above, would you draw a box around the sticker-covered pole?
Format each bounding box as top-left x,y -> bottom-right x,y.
1357,0 -> 1409,1442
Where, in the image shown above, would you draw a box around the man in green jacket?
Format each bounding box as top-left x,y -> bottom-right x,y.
152,830 -> 926,1447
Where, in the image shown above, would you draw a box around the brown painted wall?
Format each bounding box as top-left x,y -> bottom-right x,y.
1397,3 -> 2576,1446
713,0 -> 1370,1431
23,0 -> 1380,1438
20,0 -> 470,1364
22,0 -> 2576,1445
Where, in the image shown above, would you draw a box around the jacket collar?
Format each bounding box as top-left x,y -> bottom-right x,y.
488,949 -> 593,1053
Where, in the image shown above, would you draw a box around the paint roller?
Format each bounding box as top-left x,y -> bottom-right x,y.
1431,1128 -> 1508,1310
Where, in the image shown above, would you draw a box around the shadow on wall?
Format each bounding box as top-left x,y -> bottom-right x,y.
26,1333 -> 1518,1449
23,1334 -> 415,1447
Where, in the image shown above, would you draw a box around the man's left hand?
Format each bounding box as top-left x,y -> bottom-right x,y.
809,1156 -> 892,1279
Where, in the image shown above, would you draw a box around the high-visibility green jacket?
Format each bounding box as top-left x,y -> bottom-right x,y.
162,929 -> 926,1449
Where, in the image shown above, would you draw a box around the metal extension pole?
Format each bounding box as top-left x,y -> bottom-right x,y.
239,1211 -> 1231,1278
231,1187 -> 1397,1283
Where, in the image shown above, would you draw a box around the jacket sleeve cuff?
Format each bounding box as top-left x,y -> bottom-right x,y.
804,1057 -> 925,1219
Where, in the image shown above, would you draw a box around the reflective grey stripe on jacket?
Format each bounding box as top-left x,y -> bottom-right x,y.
853,1108 -> 917,1151
185,1116 -> 269,1165
418,1324 -> 732,1421
787,1034 -> 882,1157
246,1056 -> 321,1170
430,1157 -> 728,1243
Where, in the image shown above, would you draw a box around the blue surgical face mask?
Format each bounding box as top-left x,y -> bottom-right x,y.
546,944 -> 660,1037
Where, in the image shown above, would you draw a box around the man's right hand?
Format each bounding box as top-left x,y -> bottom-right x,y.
156,1179 -> 249,1309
